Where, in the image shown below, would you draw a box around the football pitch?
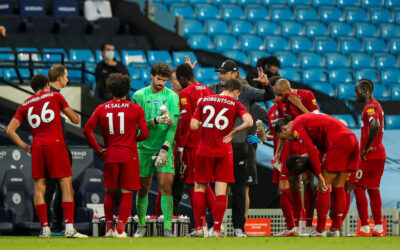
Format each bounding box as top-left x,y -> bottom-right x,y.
1,236 -> 400,250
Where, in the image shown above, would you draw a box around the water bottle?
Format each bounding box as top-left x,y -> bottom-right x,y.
157,215 -> 164,236
92,216 -> 99,237
256,119 -> 266,142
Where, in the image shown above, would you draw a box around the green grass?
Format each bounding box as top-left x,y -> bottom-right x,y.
1,236 -> 400,250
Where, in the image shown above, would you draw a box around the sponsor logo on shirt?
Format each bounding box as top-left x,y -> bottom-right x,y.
153,100 -> 159,105
180,98 -> 187,105
312,99 -> 317,105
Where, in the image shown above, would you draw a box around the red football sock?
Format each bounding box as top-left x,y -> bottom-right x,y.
205,185 -> 216,215
193,191 -> 206,230
104,191 -> 116,231
34,203 -> 49,228
343,192 -> 351,225
291,191 -> 305,227
62,201 -> 75,225
367,189 -> 382,225
281,188 -> 295,230
354,186 -> 369,226
116,192 -> 133,234
155,190 -> 162,217
331,187 -> 345,230
304,189 -> 315,227
316,190 -> 331,232
213,195 -> 227,232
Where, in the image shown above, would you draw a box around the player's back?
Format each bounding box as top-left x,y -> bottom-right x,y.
361,99 -> 385,158
267,103 -> 281,151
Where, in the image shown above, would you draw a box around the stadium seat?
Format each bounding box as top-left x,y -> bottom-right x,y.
256,21 -> 281,36
351,54 -> 375,69
373,84 -> 390,100
249,51 -> 270,66
171,4 -> 195,19
315,39 -> 339,53
18,68 -> 31,82
313,0 -> 336,7
69,49 -> 96,65
95,49 -> 121,62
16,47 -> 40,62
53,0 -> 79,19
396,11 -> 400,24
329,23 -> 354,38
35,68 -> 50,77
238,0 -> 262,6
306,23 -> 329,38
362,0 -> 384,8
183,20 -> 205,36
25,16 -> 54,35
163,0 -> 187,5
337,83 -> 354,100
263,0 -> 287,6
381,69 -> 400,85
19,0 -> 45,17
390,84 -> 400,100
215,35 -> 239,51
195,67 -> 220,82
340,39 -> 363,54
370,9 -> 394,24
0,47 -> 15,62
131,79 -> 147,90
92,17 -> 121,36
385,115 -> 400,129
221,6 -> 245,21
332,114 -> 357,128
59,16 -> 87,35
139,68 -> 150,81
380,24 -> 400,39
310,82 -> 336,97
355,69 -> 379,82
288,0 -> 311,6
320,8 -> 344,23
387,0 -> 400,9
85,66 -> 96,89
224,50 -> 249,64
271,8 -> 294,22
329,68 -> 353,83
214,0 -> 238,5
300,54 -> 324,68
276,53 -> 300,68
0,0 -> 12,14
231,20 -> 256,36
205,20 -> 230,36
303,68 -> 327,83
281,22 -> 305,37
295,8 -> 319,23
279,68 -> 302,82
189,0 -> 213,5
173,51 -> 197,66
337,0 -> 361,8
239,67 -> 246,78
364,38 -> 388,54
42,48 -> 68,63
345,9 -> 369,23
121,50 -> 148,67
291,38 -> 314,53
389,39 -> 400,54
188,34 -> 215,50
266,37 -> 290,52
147,51 -> 173,67
375,55 -> 399,70
240,35 -> 264,51
326,53 -> 350,69
246,7 -> 270,21
196,5 -> 221,20
355,23 -> 379,38
2,68 -> 19,82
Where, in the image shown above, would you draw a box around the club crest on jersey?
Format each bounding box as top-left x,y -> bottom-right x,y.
312,99 -> 317,105
153,100 -> 159,105
275,110 -> 279,116
367,108 -> 375,115
180,98 -> 187,105
293,130 -> 299,139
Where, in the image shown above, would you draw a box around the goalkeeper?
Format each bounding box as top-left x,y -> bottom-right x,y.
133,62 -> 180,238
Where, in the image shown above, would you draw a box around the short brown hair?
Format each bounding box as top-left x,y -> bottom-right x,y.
106,73 -> 131,98
48,65 -> 66,82
31,74 -> 49,92
151,62 -> 171,78
222,78 -> 243,92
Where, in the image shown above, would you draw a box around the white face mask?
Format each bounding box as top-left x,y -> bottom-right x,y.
104,50 -> 114,60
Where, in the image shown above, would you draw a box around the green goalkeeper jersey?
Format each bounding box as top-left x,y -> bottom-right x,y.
133,86 -> 180,153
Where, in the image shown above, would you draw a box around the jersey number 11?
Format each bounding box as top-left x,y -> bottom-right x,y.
106,112 -> 125,135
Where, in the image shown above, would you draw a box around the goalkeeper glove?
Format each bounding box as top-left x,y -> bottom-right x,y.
152,141 -> 170,167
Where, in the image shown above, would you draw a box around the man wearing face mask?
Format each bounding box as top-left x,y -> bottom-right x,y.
95,42 -> 129,101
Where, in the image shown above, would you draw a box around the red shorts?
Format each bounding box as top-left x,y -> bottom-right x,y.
280,140 -> 306,179
31,143 -> 71,179
272,168 -> 280,184
183,147 -> 196,184
103,153 -> 140,191
355,158 -> 385,189
323,134 -> 360,173
195,154 -> 234,183
347,171 -> 357,184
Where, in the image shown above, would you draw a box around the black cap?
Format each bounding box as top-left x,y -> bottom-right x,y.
215,60 -> 238,73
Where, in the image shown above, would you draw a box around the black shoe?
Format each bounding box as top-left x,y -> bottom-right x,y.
51,225 -> 65,234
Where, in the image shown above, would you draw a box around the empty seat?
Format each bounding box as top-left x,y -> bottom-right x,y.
16,47 -> 40,62
224,50 -> 249,64
351,54 -> 375,69
301,54 -> 324,68
306,23 -> 329,38
183,20 -> 205,36
313,0 -> 336,7
249,51 -> 270,66
2,68 -> 19,82
381,69 -> 400,85
376,55 -> 399,70
337,0 -> 361,8
329,68 -> 353,83
215,35 -> 239,51
131,80 -> 146,90
240,35 -> 264,51
69,49 -> 95,65
281,22 -> 305,37
373,84 -> 390,100
345,9 -> 369,23
188,34 -> 214,50
121,50 -> 148,66
171,4 -> 195,19
189,0 -> 213,4
59,16 -> 87,35
295,8 -> 319,23
42,48 -> 68,63
277,53 -> 300,68
315,39 -> 339,53
147,51 -> 173,66
355,23 -> 379,38
370,9 -> 393,24
364,38 -> 388,54
330,23 -> 354,38
173,51 -> 197,66
195,67 -> 219,82
279,68 -> 301,82
362,0 -> 384,8
25,16 -> 54,34
266,37 -> 290,52
390,84 -> 400,101
337,83 -> 354,100
340,39 -> 363,54
231,20 -> 255,35
0,47 -> 15,62
303,68 -> 327,83
221,6 -> 245,21
214,0 -> 237,5
140,67 -> 151,82
396,11 -> 400,24
127,67 -> 141,80
288,0 -> 311,6
355,69 -> 378,82
310,82 -> 336,97
326,53 -> 350,69
271,8 -> 294,22
19,0 -> 45,17
164,0 -> 187,5
380,24 -> 400,39
320,8 -> 344,23
291,38 -> 314,53
390,39 -> 400,54
196,5 -> 220,20
53,0 -> 79,19
205,20 -> 230,36
332,114 -> 357,128
238,0 -> 262,6
246,7 -> 269,21
385,115 -> 400,129
387,0 -> 400,9
263,0 -> 287,6
256,21 -> 281,36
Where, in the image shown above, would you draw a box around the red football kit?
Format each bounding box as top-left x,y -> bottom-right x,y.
267,104 -> 283,184
178,82 -> 214,184
83,99 -> 149,190
192,94 -> 248,183
13,91 -> 71,179
291,113 -> 360,175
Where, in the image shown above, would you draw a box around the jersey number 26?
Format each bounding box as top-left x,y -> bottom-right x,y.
203,105 -> 229,130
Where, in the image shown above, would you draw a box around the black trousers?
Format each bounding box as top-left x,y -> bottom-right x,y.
230,143 -> 248,231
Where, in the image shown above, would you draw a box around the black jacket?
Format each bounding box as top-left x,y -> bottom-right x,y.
94,60 -> 129,101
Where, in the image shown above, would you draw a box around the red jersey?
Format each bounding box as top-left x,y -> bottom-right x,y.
360,99 -> 386,160
267,103 -> 281,153
13,91 -> 69,145
179,82 -> 214,148
193,95 -> 248,157
291,113 -> 355,175
277,89 -> 319,119
83,99 -> 149,163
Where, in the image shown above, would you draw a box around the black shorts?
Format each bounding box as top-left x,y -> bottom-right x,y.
245,144 -> 258,186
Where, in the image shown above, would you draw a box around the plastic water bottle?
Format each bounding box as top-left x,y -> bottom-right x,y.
256,119 -> 266,142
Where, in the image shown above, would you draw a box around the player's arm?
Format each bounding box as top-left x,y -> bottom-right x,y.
265,130 -> 274,141
190,117 -> 201,130
6,119 -> 31,153
362,117 -> 380,159
251,67 -> 275,101
178,92 -> 193,150
164,94 -> 180,145
62,107 -> 80,124
83,110 -> 103,154
136,107 -> 149,142
288,94 -> 310,114
223,113 -> 253,143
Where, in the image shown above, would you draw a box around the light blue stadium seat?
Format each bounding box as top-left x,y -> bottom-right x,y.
249,51 -> 270,66
387,0 -> 400,9
224,50 -> 249,64
33,68 -> 49,75
380,24 -> 400,39
241,35 -> 265,51
362,0 -> 384,8
303,68 -> 327,83
239,67 -> 246,78
306,23 -> 329,38
205,20 -> 230,36
171,4 -> 195,19
370,9 -> 394,24
337,83 -> 354,100
315,39 -> 338,53
163,0 -> 187,5
195,67 -> 220,81
214,0 -> 238,5
320,8 -> 344,23
351,54 -> 375,69
301,54 -> 324,68
238,0 -> 262,6
385,115 -> 400,129
373,84 -> 390,100
355,69 -> 378,82
95,49 -> 120,62
310,82 -> 336,97
329,23 -> 354,38
364,38 -> 388,54
281,22 -> 305,37
69,49 -> 95,65
295,8 -> 319,23
326,53 -> 350,69
183,20 -> 205,36
355,23 -> 379,38
188,34 -> 215,50
196,5 -> 220,20
231,20 -> 255,35
375,55 -> 399,70
266,37 -> 290,52
16,47 -> 40,62
345,9 -> 369,23
329,68 -> 353,84
291,38 -> 314,53
337,0 -> 361,8
340,39 -> 363,54
332,114 -> 357,128
147,51 -> 173,66
85,66 -> 96,89
277,53 -> 299,68
390,84 -> 400,101
131,80 -> 146,90
396,11 -> 400,24
221,6 -> 245,21
288,0 -> 311,6
313,0 -> 335,7
0,47 -> 14,62
246,7 -> 269,21
390,39 -> 400,54
256,21 -> 281,36
271,8 -> 294,22
42,48 -> 68,63
215,35 -> 239,51
121,50 -> 148,67
381,69 -> 400,85
154,3 -> 168,11
127,67 -> 141,80
189,0 -> 213,5
140,67 -> 151,81
263,0 -> 287,6
173,51 -> 197,66
3,68 -> 18,82
279,68 -> 301,82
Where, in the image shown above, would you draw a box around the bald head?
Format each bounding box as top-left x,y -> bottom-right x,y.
275,78 -> 291,101
275,78 -> 291,90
